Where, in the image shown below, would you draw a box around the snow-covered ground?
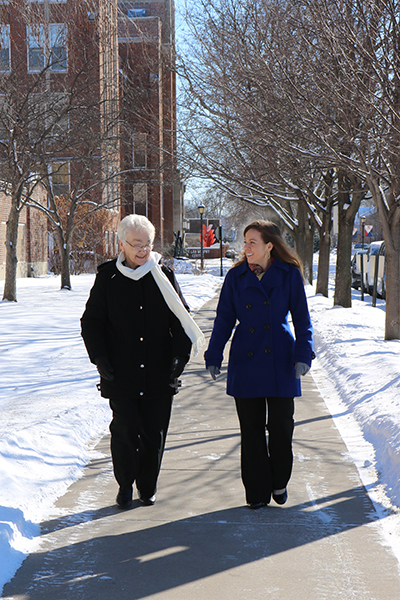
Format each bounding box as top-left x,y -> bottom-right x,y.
0,254 -> 399,594
308,255 -> 400,567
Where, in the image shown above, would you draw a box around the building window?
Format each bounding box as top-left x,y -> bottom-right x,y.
133,182 -> 147,216
28,92 -> 69,141
105,230 -> 109,255
51,162 -> 69,197
27,25 -> 45,71
127,8 -> 147,17
27,24 -> 67,73
49,24 -> 67,71
103,163 -> 119,211
0,95 -> 9,141
132,133 -> 147,168
0,25 -> 10,72
48,92 -> 69,137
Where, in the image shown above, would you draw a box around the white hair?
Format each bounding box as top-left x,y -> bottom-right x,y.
117,214 -> 155,243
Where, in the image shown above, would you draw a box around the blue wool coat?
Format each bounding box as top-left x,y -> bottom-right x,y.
204,259 -> 314,398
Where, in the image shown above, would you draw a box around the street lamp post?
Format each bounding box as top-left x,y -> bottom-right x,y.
198,204 -> 205,272
361,216 -> 366,301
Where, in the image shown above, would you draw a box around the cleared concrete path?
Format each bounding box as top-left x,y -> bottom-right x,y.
3,297 -> 400,599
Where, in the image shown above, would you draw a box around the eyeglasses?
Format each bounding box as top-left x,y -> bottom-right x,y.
124,240 -> 153,252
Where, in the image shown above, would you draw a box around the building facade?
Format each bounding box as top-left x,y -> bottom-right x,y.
0,186 -> 48,279
0,0 -> 181,279
118,0 -> 183,249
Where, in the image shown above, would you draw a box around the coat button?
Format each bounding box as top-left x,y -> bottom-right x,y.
264,300 -> 270,306
264,324 -> 270,330
248,351 -> 254,357
246,304 -> 252,309
264,347 -> 271,353
249,327 -> 255,333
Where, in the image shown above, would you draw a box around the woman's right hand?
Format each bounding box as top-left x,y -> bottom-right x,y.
94,356 -> 114,381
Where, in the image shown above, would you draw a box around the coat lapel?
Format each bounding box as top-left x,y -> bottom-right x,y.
238,260 -> 288,296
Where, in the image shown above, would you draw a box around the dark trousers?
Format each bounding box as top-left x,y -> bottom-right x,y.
109,395 -> 173,498
234,397 -> 294,504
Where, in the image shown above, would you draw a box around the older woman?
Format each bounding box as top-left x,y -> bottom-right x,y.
205,220 -> 314,509
81,215 -> 204,509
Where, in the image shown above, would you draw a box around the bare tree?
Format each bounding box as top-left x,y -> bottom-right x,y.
0,0 -> 122,298
281,0 -> 400,338
177,0 -> 336,283
179,0 -> 400,336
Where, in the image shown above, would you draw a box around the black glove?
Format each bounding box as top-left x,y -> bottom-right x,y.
169,378 -> 182,394
170,356 -> 187,380
94,356 -> 114,381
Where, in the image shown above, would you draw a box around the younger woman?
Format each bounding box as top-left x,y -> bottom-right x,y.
205,220 -> 314,508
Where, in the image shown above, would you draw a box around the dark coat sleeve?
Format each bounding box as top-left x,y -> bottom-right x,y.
80,267 -> 111,364
289,267 -> 314,366
204,270 -> 237,368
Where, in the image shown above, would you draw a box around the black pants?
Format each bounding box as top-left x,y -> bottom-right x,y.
109,395 -> 173,498
234,397 -> 294,504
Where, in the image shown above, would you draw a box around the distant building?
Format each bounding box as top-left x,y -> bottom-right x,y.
118,0 -> 183,248
0,185 -> 48,279
0,0 -> 182,279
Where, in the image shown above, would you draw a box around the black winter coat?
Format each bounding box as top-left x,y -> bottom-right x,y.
81,259 -> 192,399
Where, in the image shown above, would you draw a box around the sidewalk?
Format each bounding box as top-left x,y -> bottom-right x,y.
3,296 -> 400,600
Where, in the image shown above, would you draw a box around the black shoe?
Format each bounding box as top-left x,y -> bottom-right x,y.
116,486 -> 133,509
247,501 -> 268,510
272,490 -> 288,505
139,494 -> 156,506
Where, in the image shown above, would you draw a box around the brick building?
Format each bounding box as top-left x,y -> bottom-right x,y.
0,185 -> 48,279
0,0 -> 181,280
118,0 -> 183,248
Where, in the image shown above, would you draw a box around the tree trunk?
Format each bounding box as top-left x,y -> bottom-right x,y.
2,202 -> 20,302
367,176 -> 400,340
295,202 -> 307,264
333,171 -> 362,307
385,242 -> 400,340
333,220 -> 353,307
316,230 -> 331,297
315,207 -> 332,297
304,220 -> 314,285
60,242 -> 72,290
53,226 -> 72,290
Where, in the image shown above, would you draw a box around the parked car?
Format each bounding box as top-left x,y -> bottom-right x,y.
225,248 -> 237,259
366,241 -> 386,298
378,262 -> 386,300
351,248 -> 369,290
353,242 -> 370,251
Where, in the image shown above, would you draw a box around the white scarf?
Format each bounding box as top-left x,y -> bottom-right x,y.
116,251 -> 205,356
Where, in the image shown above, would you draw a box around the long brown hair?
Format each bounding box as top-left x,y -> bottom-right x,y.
234,220 -> 304,278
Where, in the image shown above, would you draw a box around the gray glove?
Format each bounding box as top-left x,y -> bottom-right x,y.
207,366 -> 221,380
295,362 -> 310,379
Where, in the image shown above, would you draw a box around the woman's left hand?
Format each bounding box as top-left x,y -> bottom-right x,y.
207,366 -> 221,380
295,362 -> 310,378
170,356 -> 186,380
